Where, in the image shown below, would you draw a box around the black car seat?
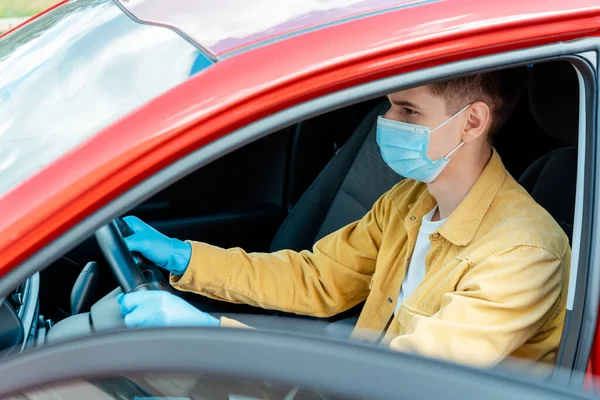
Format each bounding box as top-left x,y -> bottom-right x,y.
268,101 -> 399,335
518,61 -> 579,242
269,101 -> 399,253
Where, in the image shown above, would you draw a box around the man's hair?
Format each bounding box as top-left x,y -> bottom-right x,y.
428,67 -> 529,141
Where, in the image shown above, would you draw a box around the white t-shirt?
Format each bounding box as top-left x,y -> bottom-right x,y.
395,206 -> 447,315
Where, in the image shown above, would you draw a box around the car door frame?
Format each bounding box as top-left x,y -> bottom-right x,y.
553,50 -> 599,386
0,327 -> 595,400
0,38 -> 599,388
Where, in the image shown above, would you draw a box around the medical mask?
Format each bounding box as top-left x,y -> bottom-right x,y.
376,104 -> 471,183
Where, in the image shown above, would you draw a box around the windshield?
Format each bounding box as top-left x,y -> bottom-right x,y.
0,0 -> 212,198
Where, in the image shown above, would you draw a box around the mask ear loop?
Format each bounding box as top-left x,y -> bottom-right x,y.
432,103 -> 472,159
444,141 -> 465,158
430,103 -> 472,133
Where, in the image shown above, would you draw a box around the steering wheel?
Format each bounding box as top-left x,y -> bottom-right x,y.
94,218 -> 170,293
40,218 -> 174,343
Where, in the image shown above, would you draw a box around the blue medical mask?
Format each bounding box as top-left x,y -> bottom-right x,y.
376,104 -> 471,183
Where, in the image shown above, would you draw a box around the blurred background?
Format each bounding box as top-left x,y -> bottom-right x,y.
0,0 -> 60,32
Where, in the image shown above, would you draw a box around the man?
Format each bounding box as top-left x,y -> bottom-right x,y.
117,67 -> 570,371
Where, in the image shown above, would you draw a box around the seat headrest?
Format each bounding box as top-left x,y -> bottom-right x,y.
528,61 -> 579,147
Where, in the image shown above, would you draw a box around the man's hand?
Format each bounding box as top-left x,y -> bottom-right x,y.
122,216 -> 191,275
117,291 -> 220,328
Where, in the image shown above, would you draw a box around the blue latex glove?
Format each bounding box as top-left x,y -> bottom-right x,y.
122,216 -> 191,276
117,291 -> 220,328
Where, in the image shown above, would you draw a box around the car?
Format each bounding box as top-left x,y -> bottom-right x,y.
0,0 -> 599,398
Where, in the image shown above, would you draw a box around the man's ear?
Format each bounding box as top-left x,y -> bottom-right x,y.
462,101 -> 491,142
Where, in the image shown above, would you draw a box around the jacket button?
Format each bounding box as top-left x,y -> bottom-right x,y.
388,297 -> 393,303
410,216 -> 417,221
432,233 -> 440,239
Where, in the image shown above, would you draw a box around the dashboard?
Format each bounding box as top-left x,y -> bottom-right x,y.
4,273 -> 40,352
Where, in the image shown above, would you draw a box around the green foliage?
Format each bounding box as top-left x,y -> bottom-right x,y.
0,0 -> 100,60
0,0 -> 60,18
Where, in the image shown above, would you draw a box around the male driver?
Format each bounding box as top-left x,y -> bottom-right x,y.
117,68 -> 570,371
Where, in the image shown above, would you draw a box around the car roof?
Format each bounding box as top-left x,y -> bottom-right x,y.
118,0 -> 434,58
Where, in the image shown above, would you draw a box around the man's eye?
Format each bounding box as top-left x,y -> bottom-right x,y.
404,107 -> 417,116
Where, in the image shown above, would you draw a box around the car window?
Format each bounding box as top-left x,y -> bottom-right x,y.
4,374 -> 360,400
0,0 -> 212,198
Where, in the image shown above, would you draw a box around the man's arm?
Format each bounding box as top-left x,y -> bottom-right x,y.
389,245 -> 569,367
170,191 -> 393,317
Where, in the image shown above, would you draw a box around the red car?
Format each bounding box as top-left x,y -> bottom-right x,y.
0,0 -> 598,398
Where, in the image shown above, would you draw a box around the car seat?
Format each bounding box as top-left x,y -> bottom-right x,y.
269,101 -> 398,253
268,102 -> 398,334
518,61 -> 579,242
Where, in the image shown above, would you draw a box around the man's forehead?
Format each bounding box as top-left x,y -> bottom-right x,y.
387,85 -> 437,106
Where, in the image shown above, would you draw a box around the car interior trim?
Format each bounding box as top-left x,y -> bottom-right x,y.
569,49 -> 600,383
1,38 -> 599,379
550,54 -> 598,383
568,66 -> 589,312
18,273 -> 39,352
580,51 -> 598,67
549,52 -> 600,385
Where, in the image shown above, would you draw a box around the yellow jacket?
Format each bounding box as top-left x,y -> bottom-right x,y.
171,150 -> 570,370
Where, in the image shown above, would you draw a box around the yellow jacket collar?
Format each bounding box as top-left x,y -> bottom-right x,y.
409,149 -> 506,247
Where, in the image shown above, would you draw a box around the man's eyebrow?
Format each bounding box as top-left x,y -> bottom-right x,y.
390,99 -> 420,109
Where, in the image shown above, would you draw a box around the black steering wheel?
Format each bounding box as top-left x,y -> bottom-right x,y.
94,218 -> 170,293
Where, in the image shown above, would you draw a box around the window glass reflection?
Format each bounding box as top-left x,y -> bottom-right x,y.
0,0 -> 210,197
